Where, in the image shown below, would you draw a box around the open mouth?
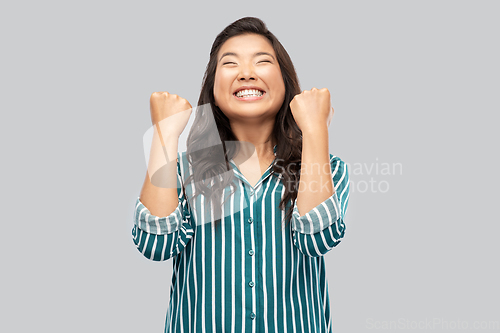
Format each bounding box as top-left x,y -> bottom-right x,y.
233,89 -> 266,100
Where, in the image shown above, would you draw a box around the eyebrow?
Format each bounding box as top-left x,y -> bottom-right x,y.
219,51 -> 276,63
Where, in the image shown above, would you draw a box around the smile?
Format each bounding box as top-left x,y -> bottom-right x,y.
233,89 -> 266,101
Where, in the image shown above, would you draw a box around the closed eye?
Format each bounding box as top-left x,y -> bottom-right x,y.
222,61 -> 271,65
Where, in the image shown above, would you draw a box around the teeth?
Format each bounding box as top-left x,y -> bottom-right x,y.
236,89 -> 264,98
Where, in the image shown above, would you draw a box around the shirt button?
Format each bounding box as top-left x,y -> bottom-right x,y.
249,189 -> 254,196
248,249 -> 254,256
247,217 -> 253,224
249,281 -> 255,287
250,312 -> 256,320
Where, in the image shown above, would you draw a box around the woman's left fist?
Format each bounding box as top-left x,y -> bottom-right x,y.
289,87 -> 333,133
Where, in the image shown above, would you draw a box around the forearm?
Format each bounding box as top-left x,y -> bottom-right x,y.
296,126 -> 334,216
139,124 -> 180,218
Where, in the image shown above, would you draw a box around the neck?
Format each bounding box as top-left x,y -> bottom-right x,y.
229,119 -> 275,160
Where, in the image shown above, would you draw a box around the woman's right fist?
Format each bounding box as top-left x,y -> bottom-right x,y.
150,91 -> 192,139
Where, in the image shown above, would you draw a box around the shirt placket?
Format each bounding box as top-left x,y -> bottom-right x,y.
246,185 -> 258,325
229,157 -> 275,329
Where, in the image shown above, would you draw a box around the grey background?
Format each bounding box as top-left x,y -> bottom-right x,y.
1,0 -> 498,332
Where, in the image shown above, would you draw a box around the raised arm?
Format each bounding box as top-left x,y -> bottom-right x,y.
288,87 -> 349,257
139,92 -> 192,217
132,92 -> 194,261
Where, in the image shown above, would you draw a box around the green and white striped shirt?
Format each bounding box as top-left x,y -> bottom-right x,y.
132,145 -> 350,333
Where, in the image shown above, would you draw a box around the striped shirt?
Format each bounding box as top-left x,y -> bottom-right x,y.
132,144 -> 350,333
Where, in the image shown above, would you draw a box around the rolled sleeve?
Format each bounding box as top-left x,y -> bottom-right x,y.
291,155 -> 350,257
291,191 -> 341,234
131,152 -> 195,261
134,196 -> 184,235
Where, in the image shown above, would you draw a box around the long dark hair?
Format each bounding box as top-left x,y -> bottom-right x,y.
183,16 -> 303,231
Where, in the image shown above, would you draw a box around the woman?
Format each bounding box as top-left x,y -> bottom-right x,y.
132,16 -> 350,333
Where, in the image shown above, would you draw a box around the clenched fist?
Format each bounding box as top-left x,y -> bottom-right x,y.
289,87 -> 333,133
150,91 -> 193,139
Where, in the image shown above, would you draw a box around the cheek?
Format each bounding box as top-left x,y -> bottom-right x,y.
263,69 -> 285,89
214,72 -> 231,95
213,80 -> 224,103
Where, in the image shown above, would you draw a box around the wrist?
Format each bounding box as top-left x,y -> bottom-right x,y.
301,124 -> 329,138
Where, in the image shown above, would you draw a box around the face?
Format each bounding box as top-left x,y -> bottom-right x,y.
213,33 -> 286,122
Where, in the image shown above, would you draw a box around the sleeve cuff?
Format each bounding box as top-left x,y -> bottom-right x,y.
292,192 -> 341,234
134,197 -> 183,235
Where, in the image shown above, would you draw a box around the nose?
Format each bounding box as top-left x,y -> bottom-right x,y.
237,62 -> 256,81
